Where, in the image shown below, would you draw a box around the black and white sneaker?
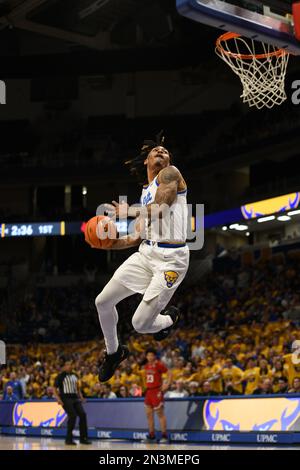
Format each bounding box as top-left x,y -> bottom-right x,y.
65,440 -> 77,446
98,345 -> 129,382
153,306 -> 180,341
80,439 -> 92,445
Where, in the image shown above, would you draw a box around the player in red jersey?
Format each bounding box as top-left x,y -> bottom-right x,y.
143,348 -> 172,443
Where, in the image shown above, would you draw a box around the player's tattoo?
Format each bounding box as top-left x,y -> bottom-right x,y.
158,166 -> 181,185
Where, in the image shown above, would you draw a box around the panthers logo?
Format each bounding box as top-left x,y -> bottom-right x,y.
13,402 -> 67,427
241,192 -> 300,220
164,271 -> 179,288
204,397 -> 300,431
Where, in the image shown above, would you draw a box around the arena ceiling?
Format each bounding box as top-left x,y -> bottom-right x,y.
0,0 -> 214,53
0,0 -> 299,78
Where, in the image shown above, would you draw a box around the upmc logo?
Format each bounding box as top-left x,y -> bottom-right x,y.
292,340 -> 300,365
170,433 -> 188,441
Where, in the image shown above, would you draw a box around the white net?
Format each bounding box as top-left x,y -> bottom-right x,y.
216,33 -> 290,109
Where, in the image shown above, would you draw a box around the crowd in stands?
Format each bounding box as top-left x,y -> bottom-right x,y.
1,253 -> 300,400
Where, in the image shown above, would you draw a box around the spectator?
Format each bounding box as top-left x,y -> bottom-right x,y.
223,379 -> 242,396
199,381 -> 219,396
253,378 -> 274,395
288,377 -> 300,394
129,383 -> 142,397
191,340 -> 205,360
165,380 -> 188,398
102,384 -> 117,399
120,366 -> 140,388
271,359 -> 287,393
201,356 -> 222,394
19,367 -> 30,397
91,383 -> 103,398
3,385 -> 18,401
187,381 -> 200,397
117,385 -> 129,398
221,359 -> 244,394
276,378 -> 289,394
42,386 -> 56,400
26,384 -> 36,400
4,372 -> 23,400
243,358 -> 260,395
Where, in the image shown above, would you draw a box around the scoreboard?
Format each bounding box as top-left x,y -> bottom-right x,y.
0,219 -> 195,239
1,222 -> 64,238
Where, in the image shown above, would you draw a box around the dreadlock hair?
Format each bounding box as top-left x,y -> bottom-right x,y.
125,130 -> 171,185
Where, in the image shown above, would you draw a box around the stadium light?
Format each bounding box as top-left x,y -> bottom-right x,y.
229,224 -> 248,231
222,226 -> 228,231
277,215 -> 291,222
257,215 -> 275,223
287,209 -> 300,216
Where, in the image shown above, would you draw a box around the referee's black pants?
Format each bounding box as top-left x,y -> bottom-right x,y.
62,397 -> 88,442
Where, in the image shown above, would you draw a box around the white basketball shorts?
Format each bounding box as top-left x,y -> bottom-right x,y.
112,240 -> 190,310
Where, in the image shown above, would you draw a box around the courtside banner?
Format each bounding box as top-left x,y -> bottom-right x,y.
1,395 -> 300,433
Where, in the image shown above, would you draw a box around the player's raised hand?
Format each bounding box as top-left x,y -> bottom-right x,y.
104,200 -> 129,219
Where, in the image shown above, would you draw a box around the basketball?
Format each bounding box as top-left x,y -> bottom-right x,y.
84,215 -> 117,249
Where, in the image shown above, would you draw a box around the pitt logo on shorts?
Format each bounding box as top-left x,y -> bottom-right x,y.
164,271 -> 179,288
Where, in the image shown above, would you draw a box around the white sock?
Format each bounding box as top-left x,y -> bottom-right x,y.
95,278 -> 134,354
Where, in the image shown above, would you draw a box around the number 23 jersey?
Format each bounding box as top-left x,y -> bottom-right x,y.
144,360 -> 167,389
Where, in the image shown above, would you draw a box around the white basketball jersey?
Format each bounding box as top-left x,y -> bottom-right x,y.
140,175 -> 188,243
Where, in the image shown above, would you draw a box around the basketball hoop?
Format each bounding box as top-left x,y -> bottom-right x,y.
215,32 -> 290,109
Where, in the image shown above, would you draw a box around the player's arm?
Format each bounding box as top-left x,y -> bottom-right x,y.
109,234 -> 142,250
96,215 -> 142,250
105,166 -> 183,220
155,166 -> 182,206
144,166 -> 182,220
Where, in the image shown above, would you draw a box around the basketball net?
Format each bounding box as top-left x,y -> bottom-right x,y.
215,32 -> 290,109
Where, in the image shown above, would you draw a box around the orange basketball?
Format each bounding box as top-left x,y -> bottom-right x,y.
84,215 -> 117,249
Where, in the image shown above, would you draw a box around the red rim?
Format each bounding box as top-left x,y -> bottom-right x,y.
216,32 -> 289,60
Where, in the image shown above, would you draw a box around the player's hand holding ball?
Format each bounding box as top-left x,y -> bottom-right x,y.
84,215 -> 118,250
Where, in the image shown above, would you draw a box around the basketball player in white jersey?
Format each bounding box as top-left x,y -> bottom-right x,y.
95,134 -> 189,382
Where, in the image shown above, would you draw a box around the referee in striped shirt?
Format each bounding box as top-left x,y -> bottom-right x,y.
54,360 -> 91,446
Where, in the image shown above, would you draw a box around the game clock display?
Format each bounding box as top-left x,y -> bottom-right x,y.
1,223 -> 64,238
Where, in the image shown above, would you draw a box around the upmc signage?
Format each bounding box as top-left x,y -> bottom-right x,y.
0,396 -> 300,432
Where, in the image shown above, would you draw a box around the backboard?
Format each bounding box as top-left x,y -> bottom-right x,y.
176,0 -> 300,54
